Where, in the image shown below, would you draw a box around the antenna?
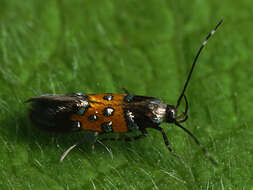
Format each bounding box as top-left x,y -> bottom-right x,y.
176,19 -> 224,109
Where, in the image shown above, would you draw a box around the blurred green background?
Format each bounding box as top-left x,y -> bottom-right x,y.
0,0 -> 252,189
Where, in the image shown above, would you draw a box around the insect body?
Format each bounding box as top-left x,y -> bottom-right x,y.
26,19 -> 223,164
27,93 -> 173,140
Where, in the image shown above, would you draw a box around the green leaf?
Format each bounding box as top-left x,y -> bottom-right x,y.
0,0 -> 252,189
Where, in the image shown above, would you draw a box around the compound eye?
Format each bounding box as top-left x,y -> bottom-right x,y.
166,106 -> 177,123
171,109 -> 177,118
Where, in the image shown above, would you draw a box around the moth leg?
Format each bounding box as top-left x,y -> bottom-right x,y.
95,129 -> 147,143
152,126 -> 181,159
178,115 -> 188,123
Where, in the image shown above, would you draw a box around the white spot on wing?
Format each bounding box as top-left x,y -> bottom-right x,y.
79,100 -> 89,107
77,121 -> 81,128
127,110 -> 135,119
105,108 -> 114,116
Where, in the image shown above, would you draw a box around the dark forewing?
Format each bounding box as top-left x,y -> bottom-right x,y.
26,93 -> 164,133
123,95 -> 159,130
26,93 -> 88,132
